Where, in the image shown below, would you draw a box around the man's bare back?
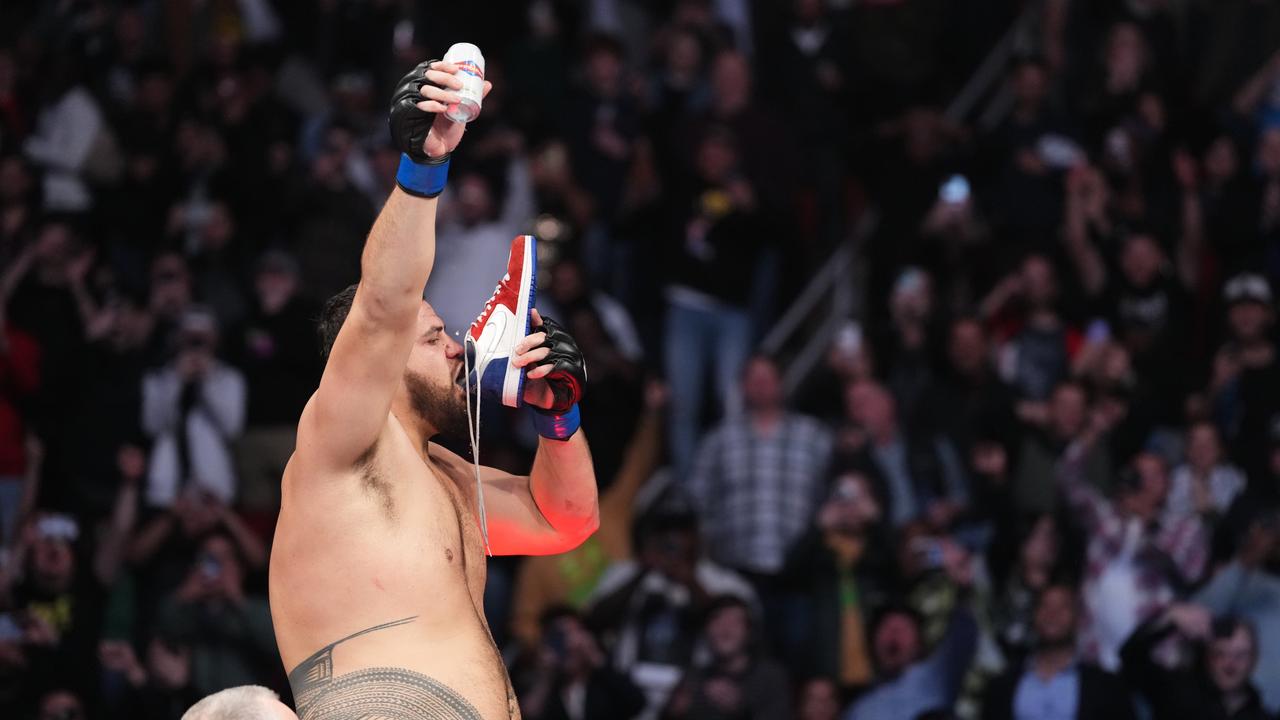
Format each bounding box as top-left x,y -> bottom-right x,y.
267,59 -> 598,720
271,414 -> 515,719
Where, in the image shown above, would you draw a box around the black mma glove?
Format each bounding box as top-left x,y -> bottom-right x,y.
529,315 -> 587,440
389,60 -> 450,197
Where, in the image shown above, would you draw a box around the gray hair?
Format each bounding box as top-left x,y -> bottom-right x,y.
182,685 -> 286,720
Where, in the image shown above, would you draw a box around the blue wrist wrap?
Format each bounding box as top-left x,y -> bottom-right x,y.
533,404 -> 580,441
396,153 -> 450,198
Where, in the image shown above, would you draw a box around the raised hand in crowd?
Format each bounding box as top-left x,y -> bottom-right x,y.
1165,602 -> 1214,640
99,639 -> 147,688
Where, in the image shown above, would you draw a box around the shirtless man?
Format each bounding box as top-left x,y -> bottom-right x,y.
268,60 -> 599,719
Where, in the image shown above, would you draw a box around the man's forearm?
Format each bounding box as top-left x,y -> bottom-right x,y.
529,432 -> 599,542
358,189 -> 439,319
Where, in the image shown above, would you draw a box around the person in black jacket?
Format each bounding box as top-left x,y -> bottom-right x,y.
982,582 -> 1135,720
783,469 -> 891,690
662,595 -> 791,720
1121,604 -> 1273,720
519,606 -> 646,720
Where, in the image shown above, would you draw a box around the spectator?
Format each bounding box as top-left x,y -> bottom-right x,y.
1166,420 -> 1246,523
989,515 -> 1076,663
289,134 -> 377,306
155,532 -> 277,698
1058,442 -> 1209,670
1122,604 -> 1271,720
680,50 -> 790,210
796,321 -> 877,424
784,470 -> 888,689
560,302 -> 644,484
232,252 -> 321,515
981,583 -> 1135,720
1104,232 -> 1193,419
981,55 -> 1073,249
127,486 -> 268,623
2,220 -> 99,508
142,307 -> 246,509
0,305 -> 38,546
919,316 -> 1017,464
519,607 -> 646,720
1212,273 -> 1280,481
1196,135 -> 1257,278
1196,511 -> 1280,713
645,25 -> 710,185
1013,380 -> 1111,516
564,34 -> 641,229
844,380 -> 969,531
756,0 -> 852,260
66,290 -> 150,517
588,512 -> 756,712
795,676 -> 842,720
982,254 -> 1078,406
879,267 -> 942,424
688,356 -> 833,577
183,200 -> 249,332
842,596 -> 978,720
664,130 -> 773,477
98,634 -> 204,719
662,595 -> 791,720
35,687 -> 89,720
9,470 -> 135,709
22,55 -> 113,212
147,251 -> 196,360
544,257 -> 643,365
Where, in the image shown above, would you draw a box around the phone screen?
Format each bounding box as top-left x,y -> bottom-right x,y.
939,175 -> 970,204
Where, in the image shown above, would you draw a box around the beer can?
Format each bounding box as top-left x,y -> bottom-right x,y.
442,43 -> 485,123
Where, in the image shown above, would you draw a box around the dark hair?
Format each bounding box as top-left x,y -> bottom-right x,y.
1010,53 -> 1048,74
538,604 -> 582,633
583,33 -> 625,62
318,284 -> 359,359
1034,581 -> 1080,611
631,511 -> 699,555
870,602 -> 923,636
639,511 -> 699,538
703,594 -> 751,623
739,353 -> 778,380
1211,616 -> 1257,650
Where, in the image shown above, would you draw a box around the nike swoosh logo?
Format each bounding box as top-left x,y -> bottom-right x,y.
475,308 -> 509,364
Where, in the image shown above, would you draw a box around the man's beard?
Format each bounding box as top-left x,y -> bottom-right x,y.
405,370 -> 469,440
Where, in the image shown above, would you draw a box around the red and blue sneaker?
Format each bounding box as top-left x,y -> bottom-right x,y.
464,234 -> 537,408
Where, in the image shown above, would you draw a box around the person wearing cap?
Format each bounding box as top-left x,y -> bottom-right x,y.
1211,272 -> 1278,482
141,306 -> 246,509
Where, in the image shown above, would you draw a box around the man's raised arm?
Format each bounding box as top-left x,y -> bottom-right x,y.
301,61 -> 488,471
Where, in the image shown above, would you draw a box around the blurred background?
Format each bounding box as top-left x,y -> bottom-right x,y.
3,1 -> 1280,719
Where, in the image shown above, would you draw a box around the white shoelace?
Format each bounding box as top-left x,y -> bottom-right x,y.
463,337 -> 492,556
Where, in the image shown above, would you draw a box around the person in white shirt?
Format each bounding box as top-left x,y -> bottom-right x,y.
1166,420 -> 1246,521
142,307 -> 246,507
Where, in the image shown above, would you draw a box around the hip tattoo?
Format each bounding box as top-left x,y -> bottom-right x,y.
288,617 -> 485,720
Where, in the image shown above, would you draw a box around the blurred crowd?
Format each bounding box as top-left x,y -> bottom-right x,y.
3,1 -> 1280,719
